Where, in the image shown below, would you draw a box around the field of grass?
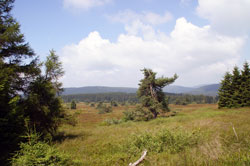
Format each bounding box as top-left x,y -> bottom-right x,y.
55,103 -> 250,166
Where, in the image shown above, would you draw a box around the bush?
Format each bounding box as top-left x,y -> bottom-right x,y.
98,104 -> 113,114
62,112 -> 78,126
123,106 -> 154,121
124,129 -> 200,155
110,101 -> 118,107
123,109 -> 135,121
11,131 -> 81,166
71,100 -> 76,109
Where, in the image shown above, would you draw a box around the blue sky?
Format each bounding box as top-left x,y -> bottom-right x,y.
13,0 -> 250,87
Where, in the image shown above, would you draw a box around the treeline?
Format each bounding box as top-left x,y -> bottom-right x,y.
62,92 -> 218,105
218,62 -> 250,108
62,92 -> 138,103
168,94 -> 218,105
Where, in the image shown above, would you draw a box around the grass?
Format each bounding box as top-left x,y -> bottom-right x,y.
55,103 -> 250,165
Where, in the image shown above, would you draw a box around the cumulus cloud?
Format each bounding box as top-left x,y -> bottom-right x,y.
61,17 -> 244,87
107,10 -> 172,40
197,0 -> 250,36
108,10 -> 173,25
63,0 -> 112,10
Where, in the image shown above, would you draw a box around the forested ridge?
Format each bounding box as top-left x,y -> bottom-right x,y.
62,92 -> 218,104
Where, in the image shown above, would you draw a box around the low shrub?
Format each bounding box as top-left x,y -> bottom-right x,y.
123,128 -> 201,155
98,104 -> 113,114
123,106 -> 154,121
10,131 -> 81,166
71,100 -> 77,109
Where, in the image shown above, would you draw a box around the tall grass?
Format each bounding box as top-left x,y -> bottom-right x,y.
55,103 -> 250,165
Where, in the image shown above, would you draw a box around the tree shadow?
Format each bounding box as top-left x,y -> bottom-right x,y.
53,131 -> 89,143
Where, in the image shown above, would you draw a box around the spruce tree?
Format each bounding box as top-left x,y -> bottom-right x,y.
231,66 -> 242,107
218,72 -> 233,108
1,1 -> 66,164
24,50 -> 65,138
240,62 -> 250,107
0,0 -> 40,164
45,50 -> 64,95
71,100 -> 77,109
137,68 -> 177,118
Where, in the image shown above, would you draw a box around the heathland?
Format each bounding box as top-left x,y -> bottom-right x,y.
56,103 -> 250,166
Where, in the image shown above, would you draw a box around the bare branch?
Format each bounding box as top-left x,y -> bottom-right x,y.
129,150 -> 147,166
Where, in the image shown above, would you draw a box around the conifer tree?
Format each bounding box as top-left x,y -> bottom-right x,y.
0,0 -> 40,164
231,66 -> 242,107
24,50 -> 65,138
1,1 -> 66,164
45,50 -> 64,95
71,100 -> 77,109
218,72 -> 233,108
240,62 -> 250,106
137,68 -> 177,118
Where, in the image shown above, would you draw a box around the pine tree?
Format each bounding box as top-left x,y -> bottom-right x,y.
45,50 -> 64,95
0,0 -> 40,164
71,100 -> 77,109
218,72 -> 233,108
240,62 -> 250,107
24,50 -> 65,138
231,66 -> 242,107
1,1 -> 66,164
137,68 -> 177,118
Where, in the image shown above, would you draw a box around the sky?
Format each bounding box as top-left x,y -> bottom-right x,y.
13,0 -> 250,88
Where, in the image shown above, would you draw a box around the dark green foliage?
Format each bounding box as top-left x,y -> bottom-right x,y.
0,0 -> 40,164
0,1 -> 65,164
110,100 -> 118,107
62,92 -> 138,103
22,50 -> 65,139
98,104 -> 112,114
218,72 -> 233,108
240,62 -> 250,107
62,92 -> 218,105
11,131 -> 81,166
123,106 -> 154,121
137,68 -> 177,118
23,77 -> 65,138
71,100 -> 77,109
96,102 -> 103,109
231,67 -> 242,107
218,62 -> 250,108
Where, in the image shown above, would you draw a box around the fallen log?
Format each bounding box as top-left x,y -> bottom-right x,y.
129,150 -> 147,166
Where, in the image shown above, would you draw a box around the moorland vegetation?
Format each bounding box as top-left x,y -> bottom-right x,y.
0,0 -> 249,165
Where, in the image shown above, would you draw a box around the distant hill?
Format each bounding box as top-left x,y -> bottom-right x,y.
62,84 -> 220,96
187,84 -> 220,96
163,85 -> 194,94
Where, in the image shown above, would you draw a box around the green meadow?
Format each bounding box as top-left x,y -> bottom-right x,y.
55,103 -> 250,166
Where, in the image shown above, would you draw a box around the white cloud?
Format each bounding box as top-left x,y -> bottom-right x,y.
197,0 -> 250,36
61,17 -> 244,87
63,0 -> 112,10
108,10 -> 172,40
108,10 -> 173,25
